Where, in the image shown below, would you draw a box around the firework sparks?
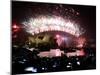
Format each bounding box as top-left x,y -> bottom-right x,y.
22,15 -> 85,37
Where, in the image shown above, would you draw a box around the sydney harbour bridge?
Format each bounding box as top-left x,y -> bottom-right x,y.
12,1 -> 96,74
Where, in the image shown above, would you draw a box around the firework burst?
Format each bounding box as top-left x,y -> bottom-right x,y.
22,15 -> 85,37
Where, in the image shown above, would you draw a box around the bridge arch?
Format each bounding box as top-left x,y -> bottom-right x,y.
22,16 -> 84,37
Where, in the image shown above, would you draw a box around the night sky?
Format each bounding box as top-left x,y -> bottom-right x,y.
12,2 -> 96,74
12,1 -> 96,40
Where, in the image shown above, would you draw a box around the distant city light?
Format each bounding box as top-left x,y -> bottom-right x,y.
12,24 -> 20,32
12,24 -> 19,29
25,67 -> 37,72
77,61 -> 80,65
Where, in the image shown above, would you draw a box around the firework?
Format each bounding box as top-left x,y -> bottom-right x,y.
22,15 -> 85,37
